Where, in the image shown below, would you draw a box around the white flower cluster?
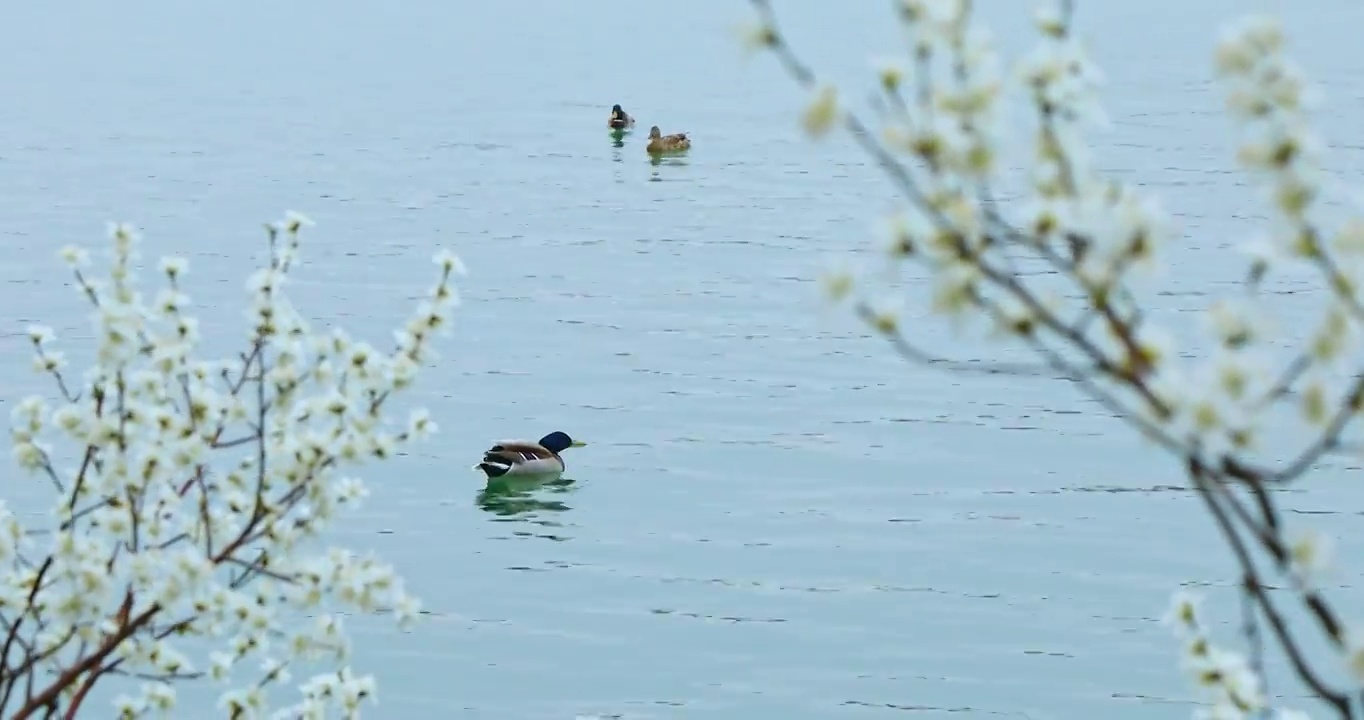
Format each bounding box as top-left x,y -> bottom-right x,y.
2,213 -> 463,718
1163,592 -> 1312,720
748,0 -> 1364,717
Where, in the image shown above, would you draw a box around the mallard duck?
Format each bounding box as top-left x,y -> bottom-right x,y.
476,431 -> 586,479
646,126 -> 691,153
608,104 -> 635,130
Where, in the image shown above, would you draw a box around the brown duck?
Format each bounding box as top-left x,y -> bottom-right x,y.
646,126 -> 691,153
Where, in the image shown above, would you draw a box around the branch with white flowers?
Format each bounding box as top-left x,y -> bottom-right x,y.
2,214 -> 463,718
746,0 -> 1364,717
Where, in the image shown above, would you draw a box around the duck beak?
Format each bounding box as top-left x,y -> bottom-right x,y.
570,440 -> 587,448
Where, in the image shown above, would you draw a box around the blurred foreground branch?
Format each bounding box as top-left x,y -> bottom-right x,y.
746,0 -> 1364,716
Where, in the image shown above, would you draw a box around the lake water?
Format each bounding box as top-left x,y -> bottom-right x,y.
4,0 -> 1364,718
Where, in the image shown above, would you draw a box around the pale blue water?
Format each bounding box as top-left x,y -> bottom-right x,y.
4,0 -> 1364,718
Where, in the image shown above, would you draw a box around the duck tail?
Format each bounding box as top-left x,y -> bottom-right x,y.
477,461 -> 511,478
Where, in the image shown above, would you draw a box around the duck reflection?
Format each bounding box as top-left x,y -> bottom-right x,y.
648,154 -> 688,168
648,153 -> 688,182
476,476 -> 579,542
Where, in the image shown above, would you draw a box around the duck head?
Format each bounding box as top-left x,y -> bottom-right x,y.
539,431 -> 586,454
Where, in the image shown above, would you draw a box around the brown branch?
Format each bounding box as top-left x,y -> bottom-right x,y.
61,666 -> 101,720
63,445 -> 99,521
12,598 -> 159,720
225,554 -> 295,587
1187,457 -> 1349,716
212,435 -> 258,450
973,295 -> 1191,457
852,302 -> 1061,377
0,557 -> 54,707
1258,354 -> 1313,408
1208,466 -> 1346,647
1274,374 -> 1364,483
9,624 -> 80,696
1221,457 -> 1283,531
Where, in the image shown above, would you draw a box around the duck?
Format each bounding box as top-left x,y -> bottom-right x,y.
476,431 -> 586,479
646,126 -> 691,153
608,104 -> 635,130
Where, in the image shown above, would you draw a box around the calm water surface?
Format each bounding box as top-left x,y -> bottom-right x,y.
4,1 -> 1364,718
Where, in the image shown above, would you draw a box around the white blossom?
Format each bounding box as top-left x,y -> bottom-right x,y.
801,85 -> 840,139
0,214 -> 459,717
1342,626 -> 1364,685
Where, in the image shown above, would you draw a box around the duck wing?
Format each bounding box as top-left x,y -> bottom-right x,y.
484,439 -> 554,464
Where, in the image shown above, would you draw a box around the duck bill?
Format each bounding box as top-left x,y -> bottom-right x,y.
570,440 -> 587,448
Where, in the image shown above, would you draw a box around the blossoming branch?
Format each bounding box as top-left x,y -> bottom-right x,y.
744,0 -> 1364,717
3,214 -> 463,718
